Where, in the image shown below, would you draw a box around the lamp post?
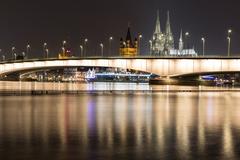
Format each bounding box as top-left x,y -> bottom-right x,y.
26,44 -> 30,59
84,38 -> 88,57
227,29 -> 232,57
62,40 -> 66,48
109,36 -> 113,56
62,47 -> 65,54
46,49 -> 49,59
43,42 -> 47,58
12,47 -> 15,59
185,32 -> 190,55
22,52 -> 25,59
0,49 -> 3,61
201,37 -> 205,56
149,40 -> 152,56
14,53 -> 17,60
26,44 -> 30,54
100,43 -> 104,57
80,45 -> 83,57
138,34 -> 142,56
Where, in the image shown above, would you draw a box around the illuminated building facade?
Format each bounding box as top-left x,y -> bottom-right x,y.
151,11 -> 174,55
151,10 -> 197,56
120,27 -> 138,56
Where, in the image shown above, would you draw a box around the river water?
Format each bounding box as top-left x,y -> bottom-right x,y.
1,82 -> 240,159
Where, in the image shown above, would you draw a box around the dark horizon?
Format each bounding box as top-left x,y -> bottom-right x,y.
0,0 -> 240,58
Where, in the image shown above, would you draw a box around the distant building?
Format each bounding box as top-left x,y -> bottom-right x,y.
151,10 -> 197,56
120,27 -> 138,56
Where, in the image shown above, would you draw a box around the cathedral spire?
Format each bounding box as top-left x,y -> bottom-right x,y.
154,10 -> 161,34
164,11 -> 174,50
179,29 -> 183,52
179,29 -> 183,41
165,11 -> 172,35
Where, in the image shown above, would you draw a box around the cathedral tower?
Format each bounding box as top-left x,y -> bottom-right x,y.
152,10 -> 165,55
164,11 -> 174,53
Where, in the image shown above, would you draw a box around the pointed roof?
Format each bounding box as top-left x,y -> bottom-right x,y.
179,29 -> 184,51
165,11 -> 172,35
154,10 -> 161,34
126,27 -> 133,43
179,29 -> 183,41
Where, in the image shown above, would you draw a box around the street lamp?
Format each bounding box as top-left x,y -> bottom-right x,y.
185,32 -> 190,55
12,47 -> 16,59
26,44 -> 30,58
0,49 -> 3,61
109,36 -> 113,56
201,37 -> 205,56
149,40 -> 152,56
138,34 -> 143,55
62,40 -> 66,47
100,43 -> 104,57
22,52 -> 25,58
227,29 -> 232,57
62,47 -> 65,54
46,49 -> 49,59
14,53 -> 17,60
43,42 -> 47,58
80,45 -> 83,57
84,38 -> 88,57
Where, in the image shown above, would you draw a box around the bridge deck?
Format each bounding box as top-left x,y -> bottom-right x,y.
1,57 -> 240,77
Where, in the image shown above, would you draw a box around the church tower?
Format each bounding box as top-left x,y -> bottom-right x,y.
120,26 -> 138,56
164,11 -> 174,53
152,10 -> 165,55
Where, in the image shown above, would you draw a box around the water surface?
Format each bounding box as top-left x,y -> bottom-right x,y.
1,91 -> 240,159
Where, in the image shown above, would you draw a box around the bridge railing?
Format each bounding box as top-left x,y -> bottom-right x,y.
2,55 -> 240,64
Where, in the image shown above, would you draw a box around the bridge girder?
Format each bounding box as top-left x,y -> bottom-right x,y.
1,58 -> 240,77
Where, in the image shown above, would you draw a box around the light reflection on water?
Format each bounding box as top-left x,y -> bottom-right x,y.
1,92 -> 240,159
0,81 -> 239,91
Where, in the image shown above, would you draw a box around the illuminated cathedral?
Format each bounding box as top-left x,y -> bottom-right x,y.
151,10 -> 197,56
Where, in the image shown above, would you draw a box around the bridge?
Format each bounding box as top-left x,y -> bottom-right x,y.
1,57 -> 240,78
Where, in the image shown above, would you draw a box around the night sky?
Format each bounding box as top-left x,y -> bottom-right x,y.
0,0 -> 240,58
